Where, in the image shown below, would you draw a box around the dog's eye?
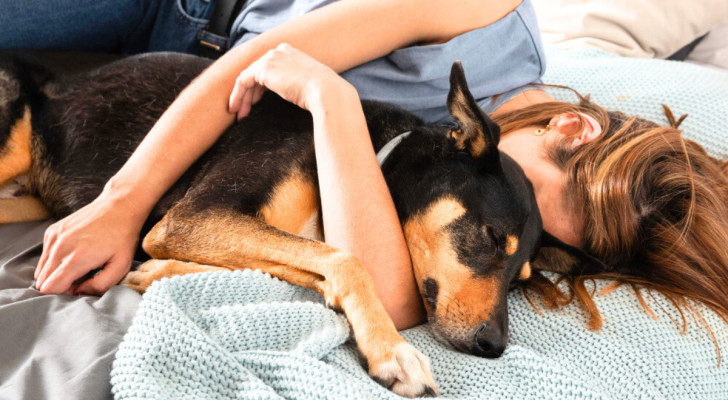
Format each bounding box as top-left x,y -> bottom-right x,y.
482,225 -> 511,257
482,225 -> 499,249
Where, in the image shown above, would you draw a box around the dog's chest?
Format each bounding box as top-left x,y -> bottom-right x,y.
258,168 -> 323,241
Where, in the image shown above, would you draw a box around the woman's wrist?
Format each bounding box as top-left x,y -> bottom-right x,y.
99,175 -> 156,227
306,76 -> 359,117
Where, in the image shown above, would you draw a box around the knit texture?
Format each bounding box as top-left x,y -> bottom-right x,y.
112,49 -> 728,399
111,268 -> 728,399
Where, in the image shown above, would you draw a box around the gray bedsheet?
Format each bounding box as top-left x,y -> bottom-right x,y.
0,221 -> 142,400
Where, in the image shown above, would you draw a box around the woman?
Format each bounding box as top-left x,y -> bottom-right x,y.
26,0 -> 728,331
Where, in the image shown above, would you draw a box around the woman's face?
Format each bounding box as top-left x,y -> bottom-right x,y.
498,112 -> 603,248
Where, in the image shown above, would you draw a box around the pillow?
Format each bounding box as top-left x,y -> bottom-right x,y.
532,0 -> 728,59
688,23 -> 728,70
543,47 -> 728,160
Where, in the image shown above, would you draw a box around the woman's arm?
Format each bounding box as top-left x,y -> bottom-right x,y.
35,0 -> 520,329
231,44 -> 426,328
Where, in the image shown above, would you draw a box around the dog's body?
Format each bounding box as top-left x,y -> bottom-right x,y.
0,52 -> 544,396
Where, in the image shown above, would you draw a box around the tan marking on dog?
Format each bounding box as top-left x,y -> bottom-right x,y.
418,196 -> 466,232
519,261 -> 532,280
141,205 -> 435,395
452,274 -> 499,326
259,168 -> 321,240
404,196 -> 500,338
464,129 -> 486,157
0,106 -> 32,186
505,235 -> 518,256
0,195 -> 50,223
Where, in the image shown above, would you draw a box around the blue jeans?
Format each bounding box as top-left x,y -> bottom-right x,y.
0,0 -> 218,54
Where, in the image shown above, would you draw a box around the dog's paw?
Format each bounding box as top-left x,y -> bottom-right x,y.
121,259 -> 227,293
120,260 -> 171,293
120,267 -> 155,294
371,342 -> 438,398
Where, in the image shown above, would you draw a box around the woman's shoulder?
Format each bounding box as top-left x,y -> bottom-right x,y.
342,0 -> 546,122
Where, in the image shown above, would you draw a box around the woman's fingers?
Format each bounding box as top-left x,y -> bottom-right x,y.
253,84 -> 266,105
238,84 -> 257,121
35,224 -> 57,279
38,250 -> 92,294
228,44 -> 343,117
76,256 -> 130,296
35,235 -> 66,289
37,241 -> 131,295
228,58 -> 264,119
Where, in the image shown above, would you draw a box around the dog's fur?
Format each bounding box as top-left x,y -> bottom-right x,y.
0,52 -> 546,396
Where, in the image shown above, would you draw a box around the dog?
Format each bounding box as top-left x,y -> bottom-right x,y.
0,51 -> 549,397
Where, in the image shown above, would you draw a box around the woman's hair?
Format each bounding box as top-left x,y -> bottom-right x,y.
493,93 -> 728,348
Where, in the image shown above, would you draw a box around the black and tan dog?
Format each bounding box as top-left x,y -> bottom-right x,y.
0,52 -> 544,396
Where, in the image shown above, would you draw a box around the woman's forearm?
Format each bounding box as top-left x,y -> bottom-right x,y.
307,81 -> 425,330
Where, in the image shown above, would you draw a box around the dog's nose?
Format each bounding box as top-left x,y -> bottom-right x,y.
473,322 -> 506,358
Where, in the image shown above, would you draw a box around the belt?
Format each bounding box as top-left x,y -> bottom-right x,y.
197,0 -> 247,59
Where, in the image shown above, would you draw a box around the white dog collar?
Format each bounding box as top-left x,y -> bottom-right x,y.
376,131 -> 412,166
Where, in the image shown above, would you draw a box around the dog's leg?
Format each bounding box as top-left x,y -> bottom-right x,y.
121,259 -> 321,293
136,205 -> 436,397
121,259 -> 229,293
0,195 -> 50,223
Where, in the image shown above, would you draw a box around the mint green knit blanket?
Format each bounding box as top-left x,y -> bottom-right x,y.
111,49 -> 728,399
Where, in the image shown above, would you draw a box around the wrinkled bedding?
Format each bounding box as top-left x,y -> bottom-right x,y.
0,221 -> 141,400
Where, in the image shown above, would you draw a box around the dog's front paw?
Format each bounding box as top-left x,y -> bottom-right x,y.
371,342 -> 438,398
120,260 -> 168,293
121,259 -> 228,293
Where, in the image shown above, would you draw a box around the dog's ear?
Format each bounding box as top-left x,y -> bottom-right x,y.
532,231 -> 607,275
446,61 -> 500,165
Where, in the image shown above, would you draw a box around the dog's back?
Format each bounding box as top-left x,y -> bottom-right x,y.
27,54 -> 212,219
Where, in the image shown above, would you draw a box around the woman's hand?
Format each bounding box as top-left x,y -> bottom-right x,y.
34,190 -> 143,296
228,43 -> 350,119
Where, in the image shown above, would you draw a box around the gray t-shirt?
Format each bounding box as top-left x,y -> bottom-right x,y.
231,0 -> 545,123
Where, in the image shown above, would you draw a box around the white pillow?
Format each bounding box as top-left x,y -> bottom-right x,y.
688,24 -> 728,70
532,0 -> 728,59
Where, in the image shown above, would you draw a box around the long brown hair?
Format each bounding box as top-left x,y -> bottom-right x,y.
494,94 -> 728,350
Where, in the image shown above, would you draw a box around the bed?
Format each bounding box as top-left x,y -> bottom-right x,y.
2,5 -> 728,399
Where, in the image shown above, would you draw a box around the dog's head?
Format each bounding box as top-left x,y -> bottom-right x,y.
383,62 -> 542,357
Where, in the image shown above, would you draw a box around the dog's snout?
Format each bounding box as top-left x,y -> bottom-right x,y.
473,322 -> 506,358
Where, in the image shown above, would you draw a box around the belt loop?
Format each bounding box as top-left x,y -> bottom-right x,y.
197,0 -> 247,59
197,30 -> 230,59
